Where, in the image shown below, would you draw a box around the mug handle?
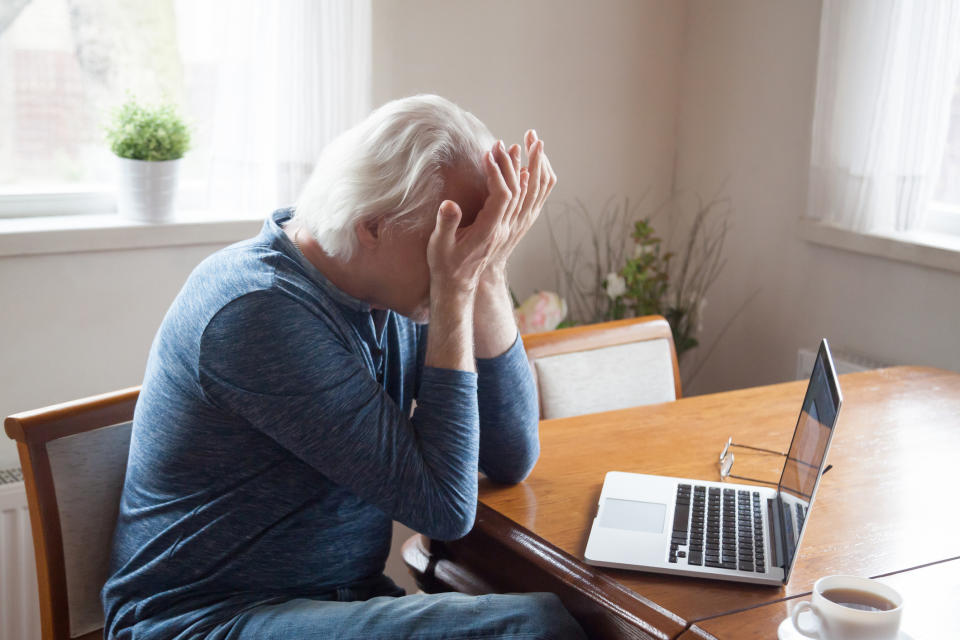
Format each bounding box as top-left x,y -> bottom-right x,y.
791,601 -> 821,638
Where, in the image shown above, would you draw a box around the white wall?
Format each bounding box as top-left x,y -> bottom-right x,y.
674,0 -> 960,395
0,244 -> 236,469
373,0 -> 687,299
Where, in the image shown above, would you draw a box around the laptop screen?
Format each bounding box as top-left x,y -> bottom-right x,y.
775,340 -> 842,580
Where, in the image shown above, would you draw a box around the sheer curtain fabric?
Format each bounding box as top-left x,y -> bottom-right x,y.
807,0 -> 960,233
177,0 -> 372,216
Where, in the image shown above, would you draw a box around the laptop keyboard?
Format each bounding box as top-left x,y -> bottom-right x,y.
669,484 -> 766,573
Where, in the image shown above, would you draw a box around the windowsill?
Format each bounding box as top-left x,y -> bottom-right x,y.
0,211 -> 266,257
798,218 -> 960,274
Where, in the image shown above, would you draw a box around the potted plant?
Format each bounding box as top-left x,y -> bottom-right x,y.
546,193 -> 758,386
105,99 -> 190,223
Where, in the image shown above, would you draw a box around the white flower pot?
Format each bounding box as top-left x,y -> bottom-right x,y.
115,157 -> 181,223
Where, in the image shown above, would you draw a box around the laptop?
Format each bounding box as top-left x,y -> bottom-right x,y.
584,339 -> 842,585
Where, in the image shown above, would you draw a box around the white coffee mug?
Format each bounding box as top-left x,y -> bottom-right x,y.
791,575 -> 903,640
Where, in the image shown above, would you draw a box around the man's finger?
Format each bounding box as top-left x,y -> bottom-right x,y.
510,168 -> 530,226
536,147 -> 557,211
525,129 -> 537,153
509,143 -> 522,176
433,200 -> 462,245
474,150 -> 511,231
518,140 -> 543,216
536,142 -> 551,207
492,140 -> 521,212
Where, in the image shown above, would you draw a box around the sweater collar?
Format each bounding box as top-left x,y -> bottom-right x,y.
267,208 -> 372,313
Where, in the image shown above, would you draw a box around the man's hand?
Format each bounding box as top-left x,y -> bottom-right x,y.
427,130 -> 557,294
427,139 -> 526,295
424,131 -> 558,366
470,131 -> 558,358
483,129 -> 558,278
424,138 -> 525,371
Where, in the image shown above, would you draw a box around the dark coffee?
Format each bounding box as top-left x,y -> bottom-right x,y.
821,588 -> 896,612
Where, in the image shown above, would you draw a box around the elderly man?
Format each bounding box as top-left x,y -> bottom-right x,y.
102,95 -> 586,639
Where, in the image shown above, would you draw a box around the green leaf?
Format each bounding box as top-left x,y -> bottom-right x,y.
104,98 -> 191,161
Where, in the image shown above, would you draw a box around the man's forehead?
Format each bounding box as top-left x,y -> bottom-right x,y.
442,165 -> 487,227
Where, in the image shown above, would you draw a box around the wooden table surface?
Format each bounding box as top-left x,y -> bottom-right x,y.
681,557 -> 960,639
435,366 -> 960,639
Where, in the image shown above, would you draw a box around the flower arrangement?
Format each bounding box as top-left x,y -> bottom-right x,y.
602,218 -> 672,323
105,99 -> 190,161
513,291 -> 568,334
546,192 -> 735,366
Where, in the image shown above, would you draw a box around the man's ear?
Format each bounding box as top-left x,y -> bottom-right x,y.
355,217 -> 383,250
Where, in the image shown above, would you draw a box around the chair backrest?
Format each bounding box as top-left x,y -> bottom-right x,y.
4,387 -> 140,640
523,316 -> 681,419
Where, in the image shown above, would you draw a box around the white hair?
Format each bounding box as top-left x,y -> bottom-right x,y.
293,94 -> 496,260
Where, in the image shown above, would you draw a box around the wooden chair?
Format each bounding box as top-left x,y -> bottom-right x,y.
4,387 -> 140,640
402,316 -> 682,593
524,315 -> 682,419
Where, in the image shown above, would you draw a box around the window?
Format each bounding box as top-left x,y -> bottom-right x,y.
807,1 -> 960,241
800,1 -> 960,273
0,0 -> 371,221
0,0 -> 114,215
929,69 -> 960,237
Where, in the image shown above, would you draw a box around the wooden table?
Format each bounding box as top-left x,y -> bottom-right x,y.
681,557 -> 960,639
423,367 -> 960,639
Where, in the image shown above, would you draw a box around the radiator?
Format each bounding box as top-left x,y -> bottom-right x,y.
796,347 -> 887,381
0,469 -> 41,640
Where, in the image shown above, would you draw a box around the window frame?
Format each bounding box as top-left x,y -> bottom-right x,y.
926,201 -> 960,236
0,187 -> 117,219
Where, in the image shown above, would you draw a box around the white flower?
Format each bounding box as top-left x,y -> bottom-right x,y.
634,243 -> 653,259
697,297 -> 707,333
603,272 -> 627,299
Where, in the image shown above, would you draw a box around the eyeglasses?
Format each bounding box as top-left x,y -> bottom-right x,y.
718,437 -> 785,486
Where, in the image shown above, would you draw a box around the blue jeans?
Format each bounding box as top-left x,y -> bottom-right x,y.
203,576 -> 586,640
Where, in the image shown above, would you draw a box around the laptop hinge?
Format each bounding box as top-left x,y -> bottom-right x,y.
767,495 -> 786,575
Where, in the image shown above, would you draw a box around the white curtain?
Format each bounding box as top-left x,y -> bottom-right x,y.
807,0 -> 960,233
176,0 -> 371,216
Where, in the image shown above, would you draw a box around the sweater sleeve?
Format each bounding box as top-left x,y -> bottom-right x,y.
475,333 -> 541,484
198,290 -> 479,541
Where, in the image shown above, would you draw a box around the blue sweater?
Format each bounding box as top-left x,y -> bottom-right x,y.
102,209 -> 540,639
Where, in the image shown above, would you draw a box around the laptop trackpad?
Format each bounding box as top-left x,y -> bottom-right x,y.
600,498 -> 667,533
